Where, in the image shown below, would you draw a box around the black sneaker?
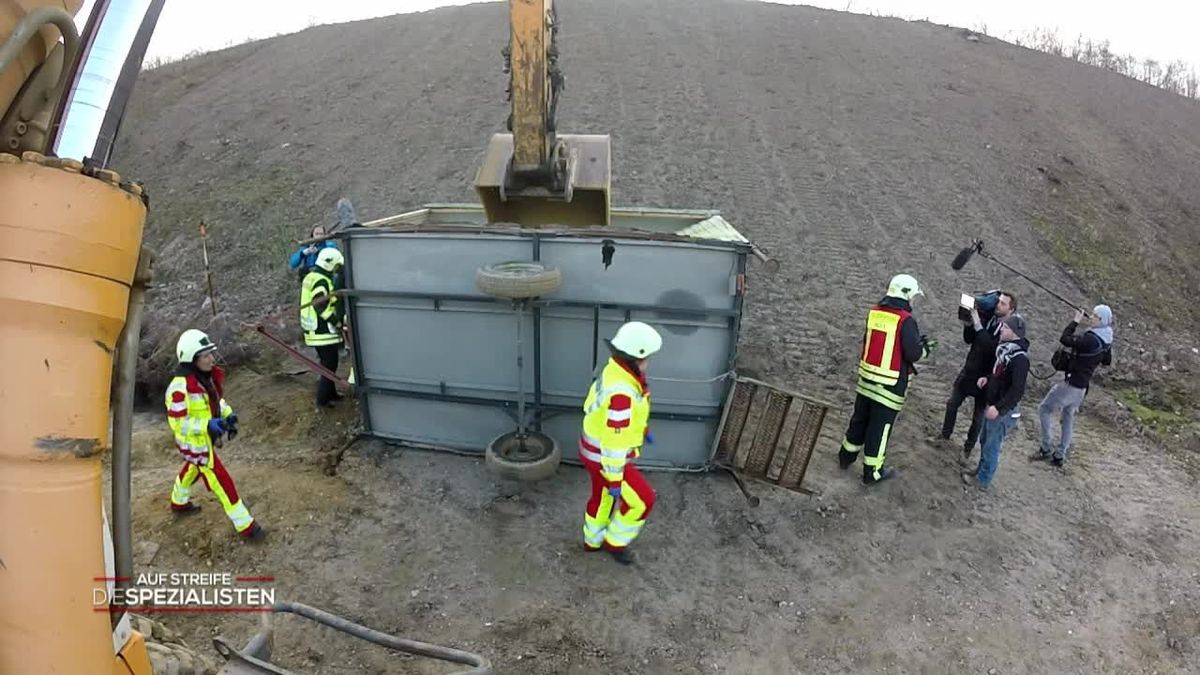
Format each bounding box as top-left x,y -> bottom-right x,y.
1029,450 -> 1051,462
609,548 -> 636,565
241,523 -> 267,542
838,450 -> 856,470
1051,456 -> 1064,467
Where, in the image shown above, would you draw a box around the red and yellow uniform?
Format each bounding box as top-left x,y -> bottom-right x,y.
839,275 -> 931,484
166,365 -> 257,537
579,357 -> 657,552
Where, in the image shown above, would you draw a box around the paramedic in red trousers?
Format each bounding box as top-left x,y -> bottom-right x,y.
838,274 -> 936,485
962,314 -> 1030,490
165,329 -> 266,541
579,321 -> 662,565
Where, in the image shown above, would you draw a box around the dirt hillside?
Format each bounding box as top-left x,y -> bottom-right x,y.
105,0 -> 1200,672
114,0 -> 1199,442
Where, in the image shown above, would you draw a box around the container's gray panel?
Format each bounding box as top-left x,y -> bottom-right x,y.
535,305 -> 595,406
538,308 -> 732,414
621,310 -> 733,413
540,411 -> 717,468
348,230 -> 743,470
539,238 -> 739,310
365,393 -> 512,452
355,298 -> 533,401
349,234 -> 532,295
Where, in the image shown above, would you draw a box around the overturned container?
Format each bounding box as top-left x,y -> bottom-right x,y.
339,204 -> 769,478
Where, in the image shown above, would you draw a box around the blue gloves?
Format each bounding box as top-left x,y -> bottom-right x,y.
207,418 -> 226,436
644,430 -> 655,445
607,486 -> 622,498
225,414 -> 239,440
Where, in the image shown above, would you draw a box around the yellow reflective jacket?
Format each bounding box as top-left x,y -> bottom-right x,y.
300,270 -> 343,346
580,358 -> 651,485
165,367 -> 233,466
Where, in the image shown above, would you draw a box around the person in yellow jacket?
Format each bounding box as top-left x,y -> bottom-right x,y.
166,329 -> 265,541
301,247 -> 346,408
579,321 -> 663,565
838,273 -> 936,486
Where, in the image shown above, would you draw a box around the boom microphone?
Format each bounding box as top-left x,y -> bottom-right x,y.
951,239 -> 984,270
950,237 -> 1089,313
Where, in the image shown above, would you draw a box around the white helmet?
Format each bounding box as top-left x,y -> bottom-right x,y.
610,321 -> 663,359
176,328 -> 217,364
886,273 -> 923,301
315,247 -> 344,272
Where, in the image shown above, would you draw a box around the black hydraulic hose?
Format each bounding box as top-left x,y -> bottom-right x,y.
110,247 -> 153,628
272,602 -> 493,674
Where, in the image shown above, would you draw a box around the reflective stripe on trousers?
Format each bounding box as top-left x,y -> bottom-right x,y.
581,455 -> 656,551
856,379 -> 905,411
170,450 -> 255,533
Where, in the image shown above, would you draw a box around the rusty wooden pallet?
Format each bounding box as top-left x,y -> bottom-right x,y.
711,375 -> 831,501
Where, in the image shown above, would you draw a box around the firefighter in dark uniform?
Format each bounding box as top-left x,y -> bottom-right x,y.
838,273 -> 936,485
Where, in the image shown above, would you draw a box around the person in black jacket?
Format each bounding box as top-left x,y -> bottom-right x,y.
961,313 -> 1029,490
940,291 -> 1016,459
1033,304 -> 1114,467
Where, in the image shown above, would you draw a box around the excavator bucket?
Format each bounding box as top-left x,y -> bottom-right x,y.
474,132 -> 611,227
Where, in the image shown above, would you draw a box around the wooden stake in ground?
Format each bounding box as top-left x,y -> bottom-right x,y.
199,221 -> 217,316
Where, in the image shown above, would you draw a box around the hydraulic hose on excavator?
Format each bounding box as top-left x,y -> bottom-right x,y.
110,246 -> 154,629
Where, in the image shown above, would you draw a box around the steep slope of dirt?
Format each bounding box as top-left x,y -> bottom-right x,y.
113,0 -> 1200,440
104,1 -> 1200,671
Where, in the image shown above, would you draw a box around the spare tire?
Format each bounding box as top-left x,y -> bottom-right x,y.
485,431 -> 561,481
475,261 -> 562,299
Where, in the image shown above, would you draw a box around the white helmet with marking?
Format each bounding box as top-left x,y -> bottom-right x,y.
610,321 -> 663,359
315,247 -> 344,272
176,328 -> 217,364
886,273 -> 923,301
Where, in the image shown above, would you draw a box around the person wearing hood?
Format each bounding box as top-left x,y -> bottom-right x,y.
164,329 -> 265,541
838,274 -> 936,486
962,314 -> 1030,490
1033,305 -> 1114,467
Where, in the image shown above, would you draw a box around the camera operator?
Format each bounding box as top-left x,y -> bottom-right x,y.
938,290 -> 1016,463
1032,304 -> 1114,467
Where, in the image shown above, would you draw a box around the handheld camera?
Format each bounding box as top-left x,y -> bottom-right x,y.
958,289 -> 1000,323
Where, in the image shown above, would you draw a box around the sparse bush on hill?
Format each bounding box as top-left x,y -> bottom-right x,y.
997,27 -> 1197,100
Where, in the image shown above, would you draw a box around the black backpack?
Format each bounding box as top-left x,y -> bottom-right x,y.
1051,337 -> 1111,372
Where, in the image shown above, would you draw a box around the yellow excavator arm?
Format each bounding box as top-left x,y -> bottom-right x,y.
506,0 -> 559,174
475,0 -> 612,227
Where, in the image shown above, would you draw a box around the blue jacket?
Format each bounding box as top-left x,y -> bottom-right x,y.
289,240 -> 339,274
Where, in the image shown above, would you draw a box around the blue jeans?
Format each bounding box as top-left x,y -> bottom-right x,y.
977,413 -> 1019,486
